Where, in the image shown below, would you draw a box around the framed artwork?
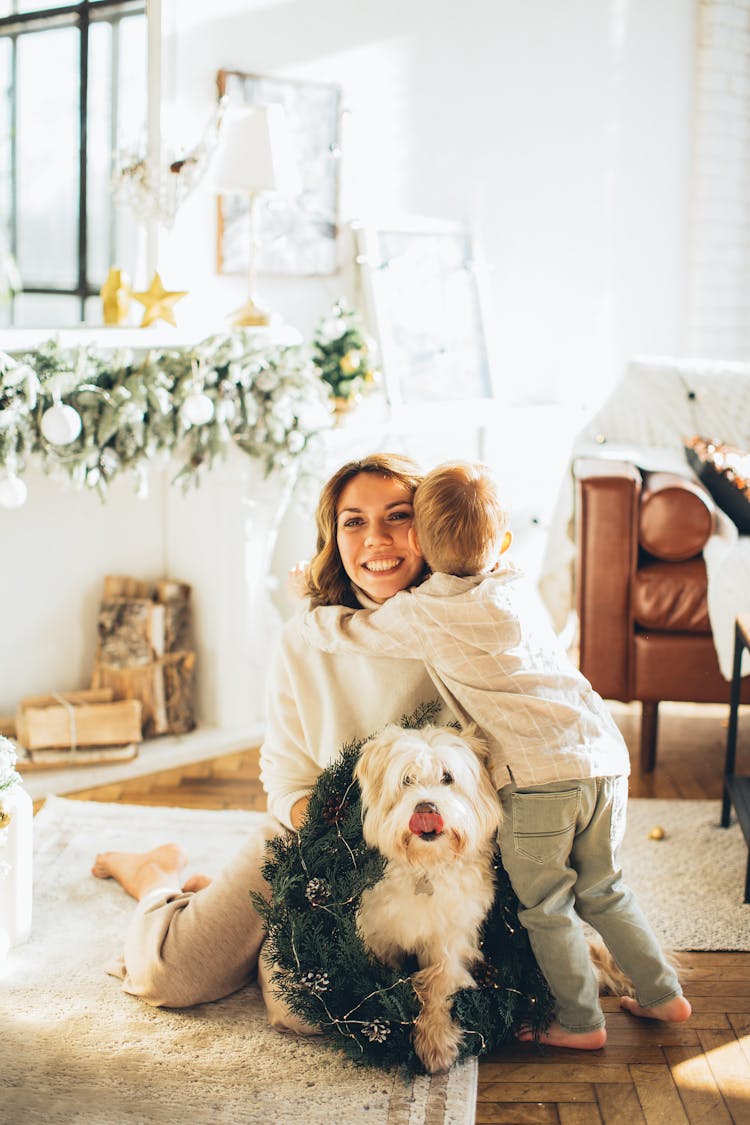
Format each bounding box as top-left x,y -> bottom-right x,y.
216,69 -> 342,277
356,218 -> 498,422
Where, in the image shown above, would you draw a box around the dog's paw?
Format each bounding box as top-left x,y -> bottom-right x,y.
413,1014 -> 463,1073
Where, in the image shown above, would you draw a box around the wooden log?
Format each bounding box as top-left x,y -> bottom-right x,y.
103,575 -> 153,600
156,580 -> 191,604
15,699 -> 142,751
92,652 -> 196,737
158,585 -> 193,654
96,578 -> 193,662
97,600 -> 166,664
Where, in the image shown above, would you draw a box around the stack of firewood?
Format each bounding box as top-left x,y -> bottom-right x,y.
91,575 -> 196,739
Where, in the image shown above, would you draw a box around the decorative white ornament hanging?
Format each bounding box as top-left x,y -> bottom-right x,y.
41,402 -> 82,445
0,474 -> 27,509
182,391 -> 215,426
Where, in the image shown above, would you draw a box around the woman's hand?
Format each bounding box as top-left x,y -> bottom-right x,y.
290,795 -> 310,829
287,560 -> 311,600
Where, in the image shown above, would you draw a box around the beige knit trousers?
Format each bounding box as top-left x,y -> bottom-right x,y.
108,815 -> 317,1033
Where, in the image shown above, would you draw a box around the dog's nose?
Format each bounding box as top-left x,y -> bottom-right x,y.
414,801 -> 437,815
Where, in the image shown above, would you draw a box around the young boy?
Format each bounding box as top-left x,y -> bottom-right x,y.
301,460 -> 691,1048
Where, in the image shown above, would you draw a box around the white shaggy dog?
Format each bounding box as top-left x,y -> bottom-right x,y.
354,723 -> 503,1074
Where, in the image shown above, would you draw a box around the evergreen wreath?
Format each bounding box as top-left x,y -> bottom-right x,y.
254,701 -> 554,1072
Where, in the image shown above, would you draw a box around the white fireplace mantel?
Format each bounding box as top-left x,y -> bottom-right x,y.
0,324 -> 301,353
3,324 -> 310,796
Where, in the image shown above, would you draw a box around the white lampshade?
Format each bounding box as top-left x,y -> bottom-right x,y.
210,104 -> 299,197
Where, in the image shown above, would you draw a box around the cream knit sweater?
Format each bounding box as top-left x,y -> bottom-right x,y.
259,609 -> 453,828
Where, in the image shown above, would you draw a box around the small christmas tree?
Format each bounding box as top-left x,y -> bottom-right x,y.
254,703 -> 553,1072
310,300 -> 379,407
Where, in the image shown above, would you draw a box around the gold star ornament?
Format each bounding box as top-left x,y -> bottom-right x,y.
100,267 -> 132,324
132,272 -> 188,328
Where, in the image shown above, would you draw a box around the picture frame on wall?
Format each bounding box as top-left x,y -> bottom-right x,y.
216,69 -> 342,277
355,217 -> 498,424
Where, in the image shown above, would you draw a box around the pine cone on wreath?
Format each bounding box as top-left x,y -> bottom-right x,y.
321,795 -> 349,825
305,878 -> 332,907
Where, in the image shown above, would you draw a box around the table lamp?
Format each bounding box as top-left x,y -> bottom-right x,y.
211,104 -> 299,326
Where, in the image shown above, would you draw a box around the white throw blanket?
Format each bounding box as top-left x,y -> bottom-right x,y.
539,355 -> 750,679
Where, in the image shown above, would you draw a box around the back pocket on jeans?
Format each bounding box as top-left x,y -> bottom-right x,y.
511,788 -> 580,864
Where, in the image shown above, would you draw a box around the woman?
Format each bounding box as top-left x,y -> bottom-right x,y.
92,453 -> 455,1012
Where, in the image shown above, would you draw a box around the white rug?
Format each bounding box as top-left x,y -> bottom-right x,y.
620,798 -> 749,950
1,797 -> 477,1125
3,796 -> 747,1125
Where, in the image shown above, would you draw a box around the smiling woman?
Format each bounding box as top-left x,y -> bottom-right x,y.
267,452 -> 441,830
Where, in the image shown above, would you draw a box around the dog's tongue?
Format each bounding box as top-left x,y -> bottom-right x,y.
408,810 -> 444,836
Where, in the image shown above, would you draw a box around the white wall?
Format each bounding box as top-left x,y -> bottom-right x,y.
688,0 -> 750,359
1,465 -> 168,713
160,0 -> 695,409
1,0 -> 698,719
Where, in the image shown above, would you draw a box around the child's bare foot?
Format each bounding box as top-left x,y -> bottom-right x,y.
518,1021 -> 607,1049
182,874 -> 212,892
620,995 -> 692,1022
91,843 -> 188,901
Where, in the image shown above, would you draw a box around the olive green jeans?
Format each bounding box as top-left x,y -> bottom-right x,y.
498,774 -> 682,1032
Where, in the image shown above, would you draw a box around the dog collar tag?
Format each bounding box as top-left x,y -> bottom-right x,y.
414,873 -> 434,896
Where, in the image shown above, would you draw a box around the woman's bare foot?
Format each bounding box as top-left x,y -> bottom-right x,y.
91,843 -> 188,901
518,1021 -> 607,1049
182,874 -> 213,893
620,995 -> 692,1022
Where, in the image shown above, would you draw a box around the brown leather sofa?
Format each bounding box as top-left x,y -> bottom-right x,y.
574,457 -> 750,771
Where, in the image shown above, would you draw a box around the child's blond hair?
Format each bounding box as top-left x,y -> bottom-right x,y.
413,461 -> 509,577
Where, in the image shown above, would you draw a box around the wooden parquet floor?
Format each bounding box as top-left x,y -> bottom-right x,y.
58,701 -> 750,1125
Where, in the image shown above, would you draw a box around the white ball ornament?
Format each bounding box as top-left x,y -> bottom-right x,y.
182,392 -> 215,426
0,475 -> 27,509
41,403 -> 82,445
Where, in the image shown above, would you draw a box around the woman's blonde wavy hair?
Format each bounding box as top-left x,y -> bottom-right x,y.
306,452 -> 426,608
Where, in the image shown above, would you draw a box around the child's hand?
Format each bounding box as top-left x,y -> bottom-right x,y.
287,560 -> 311,599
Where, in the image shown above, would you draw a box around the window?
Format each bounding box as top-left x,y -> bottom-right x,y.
0,0 -> 146,328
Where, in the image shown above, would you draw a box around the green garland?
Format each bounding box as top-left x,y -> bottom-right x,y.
0,331 -> 332,501
311,299 -> 379,403
0,301 -> 383,505
254,703 -> 553,1072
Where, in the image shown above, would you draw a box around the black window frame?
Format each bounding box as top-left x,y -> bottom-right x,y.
0,0 -> 146,323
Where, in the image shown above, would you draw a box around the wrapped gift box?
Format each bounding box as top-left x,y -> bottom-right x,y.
15,690 -> 142,751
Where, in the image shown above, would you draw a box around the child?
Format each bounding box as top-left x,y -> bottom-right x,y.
300,459 -> 691,1049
